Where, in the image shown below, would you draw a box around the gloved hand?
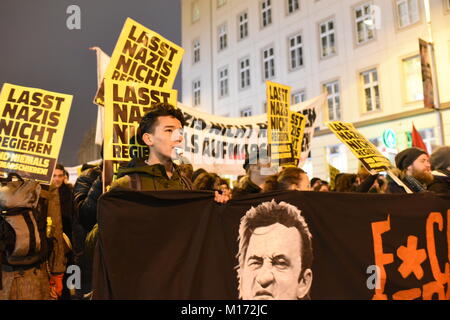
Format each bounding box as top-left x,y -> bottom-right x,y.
49,273 -> 64,299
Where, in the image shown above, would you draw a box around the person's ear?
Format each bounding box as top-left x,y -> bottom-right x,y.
297,268 -> 313,299
142,132 -> 153,147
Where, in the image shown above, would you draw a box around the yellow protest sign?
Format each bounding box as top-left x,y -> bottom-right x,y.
95,17 -> 184,106
0,83 -> 72,184
290,111 -> 307,167
266,81 -> 293,165
326,121 -> 392,173
328,163 -> 340,190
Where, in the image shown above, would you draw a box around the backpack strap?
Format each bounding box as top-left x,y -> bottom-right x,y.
180,175 -> 193,190
129,174 -> 142,191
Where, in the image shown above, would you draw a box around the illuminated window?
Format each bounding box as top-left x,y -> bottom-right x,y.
217,0 -> 226,8
327,144 -> 347,173
192,1 -> 200,23
323,80 -> 340,120
402,55 -> 423,102
354,3 -> 375,44
319,19 -> 336,58
361,69 -> 380,112
396,0 -> 420,28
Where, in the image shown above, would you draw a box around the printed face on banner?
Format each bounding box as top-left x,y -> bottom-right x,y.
94,17 -> 184,105
237,200 -> 313,300
0,83 -> 72,184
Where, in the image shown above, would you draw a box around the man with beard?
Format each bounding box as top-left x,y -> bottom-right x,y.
428,146 -> 450,194
388,147 -> 433,193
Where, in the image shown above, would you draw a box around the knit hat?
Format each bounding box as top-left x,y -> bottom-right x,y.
395,147 -> 428,170
430,146 -> 450,170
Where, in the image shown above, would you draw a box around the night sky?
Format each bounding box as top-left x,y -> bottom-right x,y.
0,0 -> 181,166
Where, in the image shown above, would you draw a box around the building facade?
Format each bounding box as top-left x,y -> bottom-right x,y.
181,0 -> 450,179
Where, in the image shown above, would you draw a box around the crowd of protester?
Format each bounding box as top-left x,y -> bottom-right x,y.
1,103 -> 449,300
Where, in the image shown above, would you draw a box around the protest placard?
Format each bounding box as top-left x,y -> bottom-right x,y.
0,83 -> 72,184
266,81 -> 293,166
94,17 -> 184,106
103,79 -> 177,187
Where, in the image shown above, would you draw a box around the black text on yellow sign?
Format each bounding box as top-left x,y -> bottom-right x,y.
0,83 -> 72,183
95,17 -> 184,105
104,79 -> 177,162
290,112 -> 306,166
327,121 -> 392,173
266,81 -> 293,164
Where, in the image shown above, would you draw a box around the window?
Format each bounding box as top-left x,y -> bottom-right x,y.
396,0 -> 420,28
319,19 -> 336,58
240,107 -> 253,117
192,1 -> 200,23
402,55 -> 423,102
288,33 -> 303,70
260,0 -> 272,28
192,80 -> 201,106
217,0 -> 226,8
287,0 -> 300,14
238,11 -> 249,40
292,90 -> 306,104
361,69 -> 380,112
418,128 -> 436,153
323,80 -> 340,120
218,67 -> 229,98
446,0 -> 450,12
354,3 -> 375,45
239,57 -> 251,89
193,39 -> 200,64
327,144 -> 348,173
262,47 -> 275,80
218,23 -> 228,51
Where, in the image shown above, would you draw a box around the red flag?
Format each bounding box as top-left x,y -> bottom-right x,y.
411,124 -> 428,153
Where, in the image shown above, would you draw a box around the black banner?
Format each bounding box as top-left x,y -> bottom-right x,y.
93,191 -> 450,300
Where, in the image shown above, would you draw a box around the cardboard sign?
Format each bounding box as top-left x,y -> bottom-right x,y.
289,111 -> 307,167
94,17 -> 184,106
328,163 -> 340,190
103,79 -> 177,186
327,121 -> 392,173
0,83 -> 72,184
266,81 -> 293,165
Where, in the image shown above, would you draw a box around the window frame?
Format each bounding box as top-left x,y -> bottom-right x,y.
240,107 -> 253,117
359,67 -> 382,113
261,45 -> 276,81
191,0 -> 200,23
217,23 -> 228,52
317,16 -> 337,60
237,10 -> 249,41
192,79 -> 201,107
287,31 -> 304,72
322,79 -> 341,121
260,0 -> 273,29
238,56 -> 251,90
286,0 -> 300,15
352,1 -> 376,46
192,38 -> 200,64
218,66 -> 229,98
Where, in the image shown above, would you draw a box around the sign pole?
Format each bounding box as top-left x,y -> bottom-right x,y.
387,170 -> 413,194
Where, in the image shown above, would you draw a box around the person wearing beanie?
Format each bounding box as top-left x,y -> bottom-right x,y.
428,146 -> 450,194
388,147 -> 433,193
